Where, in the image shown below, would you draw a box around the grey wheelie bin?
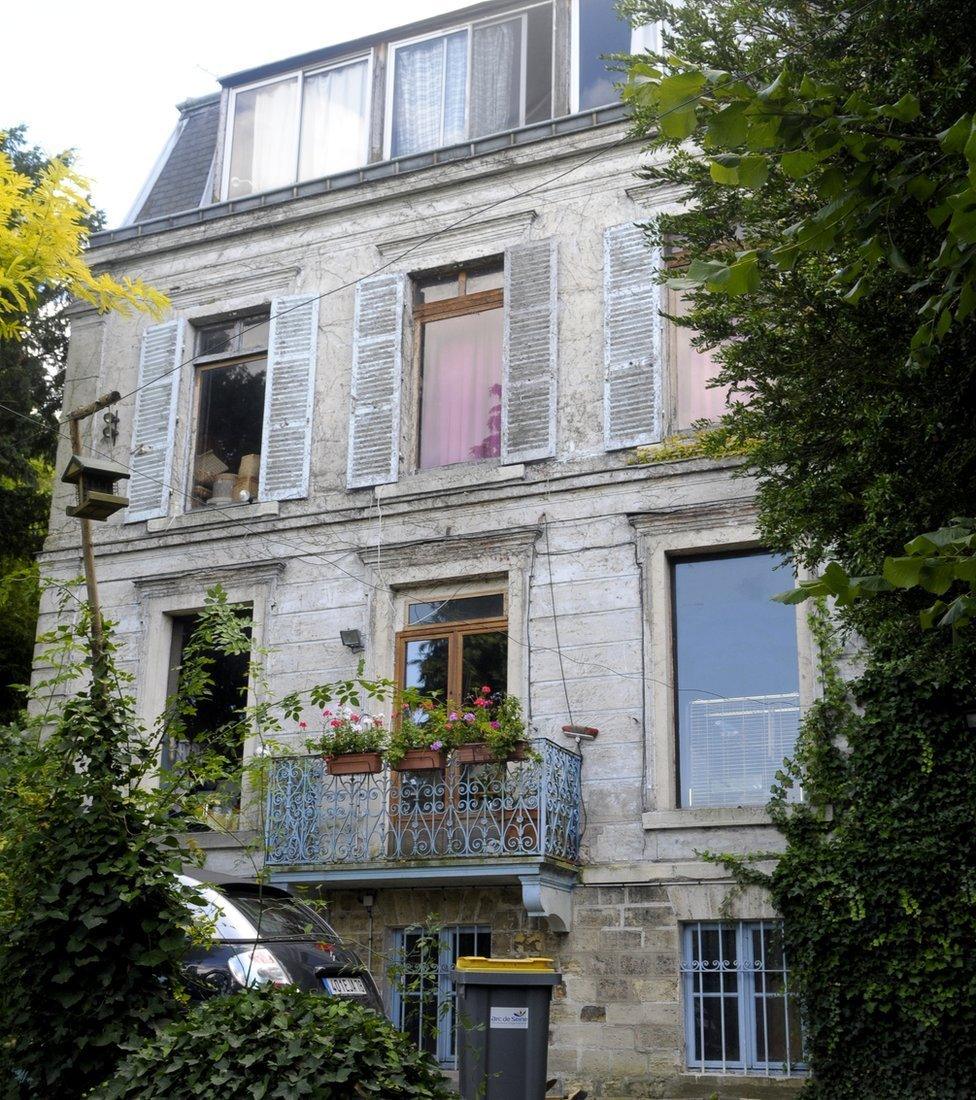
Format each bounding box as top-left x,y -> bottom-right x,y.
452,956 -> 561,1100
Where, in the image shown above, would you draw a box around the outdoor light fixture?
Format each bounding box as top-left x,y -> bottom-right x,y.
340,629 -> 364,652
61,454 -> 130,521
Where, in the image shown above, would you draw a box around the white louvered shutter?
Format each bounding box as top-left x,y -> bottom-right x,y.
346,273 -> 405,490
502,240 -> 557,463
126,319 -> 184,522
603,223 -> 663,450
259,295 -> 319,501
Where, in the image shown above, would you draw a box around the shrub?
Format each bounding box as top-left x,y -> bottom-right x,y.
91,986 -> 453,1099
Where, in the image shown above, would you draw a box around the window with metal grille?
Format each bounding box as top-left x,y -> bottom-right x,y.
390,925 -> 491,1066
681,921 -> 804,1076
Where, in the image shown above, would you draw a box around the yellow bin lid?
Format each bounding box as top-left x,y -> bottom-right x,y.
455,956 -> 554,972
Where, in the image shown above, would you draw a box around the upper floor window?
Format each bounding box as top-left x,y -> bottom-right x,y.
572,0 -> 657,112
387,4 -> 553,158
672,291 -> 735,428
681,921 -> 804,1075
672,551 -> 800,808
224,56 -> 370,199
191,315 -> 269,509
414,262 -> 504,470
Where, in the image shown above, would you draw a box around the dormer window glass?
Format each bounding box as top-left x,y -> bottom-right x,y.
387,4 -> 553,159
225,57 -> 370,200
572,0 -> 658,112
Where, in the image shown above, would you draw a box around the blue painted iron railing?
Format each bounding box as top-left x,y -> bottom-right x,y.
264,739 -> 582,868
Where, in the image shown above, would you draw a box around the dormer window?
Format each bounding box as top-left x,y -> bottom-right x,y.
386,3 -> 553,159
224,56 -> 370,199
572,0 -> 658,113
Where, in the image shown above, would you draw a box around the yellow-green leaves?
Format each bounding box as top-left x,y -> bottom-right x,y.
0,147 -> 168,340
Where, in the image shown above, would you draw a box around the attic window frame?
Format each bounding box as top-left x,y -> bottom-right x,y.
383,2 -> 554,160
569,0 -> 659,114
220,51 -> 373,201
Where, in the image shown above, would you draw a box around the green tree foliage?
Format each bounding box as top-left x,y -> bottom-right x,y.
0,589 -> 271,1097
621,0 -> 976,647
91,986 -> 452,1100
623,0 -> 976,1094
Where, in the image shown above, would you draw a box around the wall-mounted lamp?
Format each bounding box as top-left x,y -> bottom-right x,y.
340,629 -> 364,652
361,892 -> 375,909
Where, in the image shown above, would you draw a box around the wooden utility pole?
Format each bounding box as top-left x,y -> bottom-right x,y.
65,390 -> 121,665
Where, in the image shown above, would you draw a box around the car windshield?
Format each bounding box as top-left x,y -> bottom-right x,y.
221,889 -> 338,940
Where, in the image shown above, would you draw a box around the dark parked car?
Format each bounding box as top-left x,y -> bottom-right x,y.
180,871 -> 382,1013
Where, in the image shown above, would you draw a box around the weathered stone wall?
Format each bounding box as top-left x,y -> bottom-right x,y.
316,883 -> 805,1100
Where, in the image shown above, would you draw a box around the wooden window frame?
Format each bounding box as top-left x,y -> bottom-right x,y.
188,317 -> 270,511
395,612 -> 509,706
411,263 -> 504,471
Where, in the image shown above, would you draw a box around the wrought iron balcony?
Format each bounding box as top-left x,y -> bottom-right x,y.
264,738 -> 581,870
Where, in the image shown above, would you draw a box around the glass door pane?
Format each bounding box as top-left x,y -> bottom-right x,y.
460,630 -> 507,702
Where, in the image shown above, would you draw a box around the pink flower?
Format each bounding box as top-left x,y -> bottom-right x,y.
474,698 -> 488,708
350,714 -> 360,723
298,721 -> 307,730
481,686 -> 491,695
322,709 -> 332,717
463,713 -> 475,722
330,719 -> 342,729
449,712 -> 458,721
490,721 -> 500,730
430,740 -> 444,751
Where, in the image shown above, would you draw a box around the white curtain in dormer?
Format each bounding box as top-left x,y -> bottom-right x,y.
228,76 -> 298,199
299,59 -> 369,180
391,30 -> 467,157
470,18 -> 522,138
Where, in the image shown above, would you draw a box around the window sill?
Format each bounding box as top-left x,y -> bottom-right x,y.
642,806 -> 773,830
146,499 -> 280,533
374,462 -> 525,503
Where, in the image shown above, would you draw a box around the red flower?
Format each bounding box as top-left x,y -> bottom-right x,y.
298,721 -> 307,730
481,685 -> 491,695
474,697 -> 488,708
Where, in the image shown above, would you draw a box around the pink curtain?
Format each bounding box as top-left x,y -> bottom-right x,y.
419,308 -> 503,468
674,293 -> 734,427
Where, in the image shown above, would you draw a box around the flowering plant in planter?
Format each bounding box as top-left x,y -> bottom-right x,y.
387,689 -> 531,765
305,706 -> 387,757
447,688 -> 531,763
386,698 -> 449,770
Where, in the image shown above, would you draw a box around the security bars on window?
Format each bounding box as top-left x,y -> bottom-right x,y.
680,921 -> 804,1076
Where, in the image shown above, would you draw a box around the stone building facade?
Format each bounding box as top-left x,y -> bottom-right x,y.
39,2 -> 814,1095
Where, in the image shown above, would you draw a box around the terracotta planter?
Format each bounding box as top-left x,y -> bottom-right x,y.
391,748 -> 448,771
324,751 -> 383,776
454,741 -> 530,765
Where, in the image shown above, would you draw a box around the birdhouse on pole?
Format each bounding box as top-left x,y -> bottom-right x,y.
61,454 -> 131,521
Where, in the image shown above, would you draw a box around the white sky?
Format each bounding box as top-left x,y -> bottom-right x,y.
1,1 -> 463,227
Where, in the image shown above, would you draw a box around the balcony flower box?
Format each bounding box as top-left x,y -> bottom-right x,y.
454,741 -> 530,765
324,751 -> 383,776
391,747 -> 448,772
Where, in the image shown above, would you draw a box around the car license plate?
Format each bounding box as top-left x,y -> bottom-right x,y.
324,976 -> 368,996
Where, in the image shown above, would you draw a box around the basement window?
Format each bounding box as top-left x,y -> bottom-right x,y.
681,921 -> 804,1075
190,315 -> 268,509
